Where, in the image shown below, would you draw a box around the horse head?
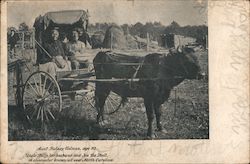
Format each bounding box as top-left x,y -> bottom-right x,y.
164,46 -> 203,80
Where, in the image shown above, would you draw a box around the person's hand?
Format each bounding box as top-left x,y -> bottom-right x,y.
51,57 -> 56,62
64,56 -> 68,60
69,51 -> 75,56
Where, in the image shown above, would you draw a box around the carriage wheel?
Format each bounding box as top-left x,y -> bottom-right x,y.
83,77 -> 123,115
22,71 -> 62,125
81,82 -> 95,110
103,91 -> 123,114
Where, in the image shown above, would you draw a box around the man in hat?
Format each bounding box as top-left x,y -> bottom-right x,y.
39,27 -> 71,77
8,29 -> 19,58
77,28 -> 92,48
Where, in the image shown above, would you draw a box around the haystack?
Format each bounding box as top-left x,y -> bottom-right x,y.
103,25 -> 126,50
125,34 -> 138,49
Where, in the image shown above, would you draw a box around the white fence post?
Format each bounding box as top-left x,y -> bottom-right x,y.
146,32 -> 149,51
206,35 -> 208,49
21,32 -> 24,57
110,31 -> 113,50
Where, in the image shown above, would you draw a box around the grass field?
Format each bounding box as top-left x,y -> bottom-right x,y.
8,49 -> 208,140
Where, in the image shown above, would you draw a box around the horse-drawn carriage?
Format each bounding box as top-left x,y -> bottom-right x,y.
12,10 -> 124,126
10,10 -> 203,138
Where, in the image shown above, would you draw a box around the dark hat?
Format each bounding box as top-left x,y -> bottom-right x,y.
72,28 -> 80,32
10,28 -> 16,32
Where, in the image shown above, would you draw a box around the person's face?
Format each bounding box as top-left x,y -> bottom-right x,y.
51,30 -> 59,40
79,30 -> 83,36
72,31 -> 79,41
63,37 -> 69,43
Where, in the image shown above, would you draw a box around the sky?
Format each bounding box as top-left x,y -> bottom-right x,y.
7,0 -> 207,28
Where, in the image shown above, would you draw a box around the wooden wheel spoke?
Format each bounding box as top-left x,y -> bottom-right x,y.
30,103 -> 40,119
109,94 -> 120,101
43,92 -> 59,100
24,90 -> 37,101
39,73 -> 42,94
106,99 -> 112,110
108,98 -> 117,111
42,74 -> 48,96
44,108 -> 49,121
25,102 -> 39,112
43,81 -> 53,97
109,93 -> 121,100
46,95 -> 60,101
27,81 -> 40,96
48,102 -> 59,109
41,106 -> 44,122
107,95 -> 120,106
104,99 -> 111,109
31,75 -> 40,95
47,108 -> 55,120
36,105 -> 42,120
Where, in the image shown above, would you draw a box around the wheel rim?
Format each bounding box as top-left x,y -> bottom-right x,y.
83,76 -> 123,115
22,71 -> 62,124
103,91 -> 123,115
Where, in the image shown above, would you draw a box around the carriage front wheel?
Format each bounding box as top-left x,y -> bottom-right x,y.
22,71 -> 62,125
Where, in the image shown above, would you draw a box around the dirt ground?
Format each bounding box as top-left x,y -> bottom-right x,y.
8,49 -> 208,140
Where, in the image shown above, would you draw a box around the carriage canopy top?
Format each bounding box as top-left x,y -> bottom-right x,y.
33,10 -> 90,64
33,10 -> 89,31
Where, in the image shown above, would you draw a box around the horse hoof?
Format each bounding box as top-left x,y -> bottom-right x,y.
102,120 -> 108,125
147,133 -> 157,139
156,128 -> 167,134
160,129 -> 168,134
97,121 -> 104,127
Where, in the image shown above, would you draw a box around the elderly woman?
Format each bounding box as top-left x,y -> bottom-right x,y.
39,28 -> 71,77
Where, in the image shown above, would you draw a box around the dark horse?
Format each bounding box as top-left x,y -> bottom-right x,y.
93,47 -> 203,138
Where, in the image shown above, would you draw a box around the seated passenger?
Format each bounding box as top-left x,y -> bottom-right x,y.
39,27 -> 71,77
67,29 -> 87,70
77,28 -> 92,48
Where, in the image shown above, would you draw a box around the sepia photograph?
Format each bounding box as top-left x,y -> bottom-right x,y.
2,0 -> 250,163
6,0 -> 209,141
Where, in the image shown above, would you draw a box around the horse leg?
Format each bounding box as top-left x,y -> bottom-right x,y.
154,103 -> 163,131
144,99 -> 154,138
95,84 -> 109,126
154,90 -> 170,133
154,102 -> 167,134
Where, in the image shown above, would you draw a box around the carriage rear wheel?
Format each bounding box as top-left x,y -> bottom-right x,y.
22,71 -> 62,125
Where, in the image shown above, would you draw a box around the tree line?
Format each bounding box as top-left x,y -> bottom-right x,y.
9,21 -> 208,46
